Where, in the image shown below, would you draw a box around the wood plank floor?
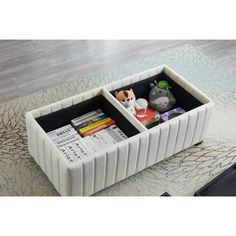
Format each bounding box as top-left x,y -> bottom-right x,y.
0,40 -> 235,103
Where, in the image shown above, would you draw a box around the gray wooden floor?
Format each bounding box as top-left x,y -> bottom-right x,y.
0,40 -> 236,104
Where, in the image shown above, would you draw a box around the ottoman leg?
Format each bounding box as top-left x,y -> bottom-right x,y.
195,141 -> 203,146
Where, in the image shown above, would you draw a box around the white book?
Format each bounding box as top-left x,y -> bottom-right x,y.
107,125 -> 128,142
73,139 -> 90,158
79,137 -> 100,154
47,124 -> 77,142
90,129 -> 116,149
56,134 -> 81,147
65,143 -> 83,160
59,146 -> 75,163
97,129 -> 117,145
90,132 -> 109,149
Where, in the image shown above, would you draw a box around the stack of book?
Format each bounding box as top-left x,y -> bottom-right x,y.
71,109 -> 116,137
135,107 -> 160,129
47,109 -> 127,163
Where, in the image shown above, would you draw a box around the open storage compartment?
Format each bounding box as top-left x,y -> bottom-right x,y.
36,94 -> 140,138
108,71 -> 203,129
110,72 -> 203,113
25,64 -> 215,196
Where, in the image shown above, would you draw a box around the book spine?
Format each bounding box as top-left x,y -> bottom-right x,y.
82,119 -> 115,137
72,140 -> 90,158
107,125 -> 128,141
81,137 -> 101,153
59,145 -> 75,163
72,112 -> 105,127
71,109 -> 102,125
95,129 -> 117,145
47,124 -> 72,136
106,125 -> 121,142
56,134 -> 81,147
90,131 -> 113,149
47,125 -> 77,142
74,114 -> 107,130
79,117 -> 112,134
65,143 -> 83,160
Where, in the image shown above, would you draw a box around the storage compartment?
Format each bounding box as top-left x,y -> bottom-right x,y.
36,95 -> 140,138
110,72 -> 203,128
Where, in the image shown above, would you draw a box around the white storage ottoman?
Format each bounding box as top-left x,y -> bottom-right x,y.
25,65 -> 214,196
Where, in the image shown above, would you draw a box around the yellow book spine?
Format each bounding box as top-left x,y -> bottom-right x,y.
79,117 -> 111,133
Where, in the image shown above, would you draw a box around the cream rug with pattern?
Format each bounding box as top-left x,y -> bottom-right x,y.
0,44 -> 236,196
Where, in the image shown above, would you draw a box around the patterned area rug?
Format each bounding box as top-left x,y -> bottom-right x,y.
0,44 -> 236,196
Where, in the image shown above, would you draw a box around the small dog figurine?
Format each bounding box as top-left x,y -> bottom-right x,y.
115,89 -> 136,115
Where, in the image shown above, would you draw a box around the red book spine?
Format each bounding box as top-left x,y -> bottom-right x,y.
82,119 -> 116,137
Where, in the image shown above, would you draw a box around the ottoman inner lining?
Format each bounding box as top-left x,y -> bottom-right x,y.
110,72 -> 203,112
36,95 -> 140,137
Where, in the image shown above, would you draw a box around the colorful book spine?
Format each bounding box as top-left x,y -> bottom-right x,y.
74,114 -> 108,130
78,117 -> 112,134
82,119 -> 116,137
72,111 -> 104,127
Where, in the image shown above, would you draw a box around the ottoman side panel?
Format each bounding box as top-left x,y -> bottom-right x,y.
37,129 -> 47,173
48,144 -> 72,196
70,163 -> 84,196
165,119 -> 180,158
94,152 -> 107,193
83,157 -> 95,196
135,132 -> 150,172
51,147 -> 61,193
115,142 -> 129,182
146,128 -> 160,167
25,112 -> 34,158
191,106 -> 207,145
26,111 -> 70,195
199,102 -> 214,141
126,137 -> 139,177
156,123 -> 170,163
44,140 -> 53,183
104,148 -> 117,188
183,110 -> 198,150
59,158 -> 72,196
25,114 -> 40,166
174,114 -> 189,154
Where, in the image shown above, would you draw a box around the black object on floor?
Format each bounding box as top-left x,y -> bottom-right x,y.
161,192 -> 171,196
194,163 -> 236,196
194,141 -> 203,146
